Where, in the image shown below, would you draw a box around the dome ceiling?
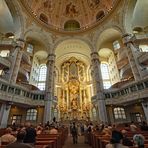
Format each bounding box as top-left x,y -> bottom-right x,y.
23,0 -> 118,32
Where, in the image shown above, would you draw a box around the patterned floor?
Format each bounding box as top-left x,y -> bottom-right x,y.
63,135 -> 91,148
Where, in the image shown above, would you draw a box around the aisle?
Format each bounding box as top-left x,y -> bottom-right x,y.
63,135 -> 91,148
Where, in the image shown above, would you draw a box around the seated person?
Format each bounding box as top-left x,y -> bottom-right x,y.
133,134 -> 145,148
1,127 -> 16,144
36,126 -> 42,135
122,130 -> 133,146
44,126 -> 50,134
6,130 -> 33,148
102,126 -> 112,137
106,130 -> 129,148
49,125 -> 58,134
130,121 -> 137,132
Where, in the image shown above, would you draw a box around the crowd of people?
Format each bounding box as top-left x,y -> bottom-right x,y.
0,119 -> 148,147
0,119 -> 63,147
69,120 -> 148,148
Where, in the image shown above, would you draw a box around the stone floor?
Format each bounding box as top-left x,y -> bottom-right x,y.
63,135 -> 91,148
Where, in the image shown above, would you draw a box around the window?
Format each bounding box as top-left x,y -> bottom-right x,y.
0,70 -> 4,76
101,63 -> 111,89
139,45 -> 148,52
11,115 -> 22,124
26,109 -> 37,121
37,65 -> 47,90
96,11 -> 105,21
64,20 -> 80,31
113,40 -> 120,50
39,13 -> 48,24
114,107 -> 126,119
0,50 -> 10,57
27,44 -> 33,53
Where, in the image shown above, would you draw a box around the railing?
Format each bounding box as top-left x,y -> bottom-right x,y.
104,77 -> 148,105
0,38 -> 15,46
0,56 -> 11,67
0,80 -> 45,106
138,52 -> 148,64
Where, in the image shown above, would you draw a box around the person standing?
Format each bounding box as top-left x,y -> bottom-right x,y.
23,122 -> 36,145
71,122 -> 78,144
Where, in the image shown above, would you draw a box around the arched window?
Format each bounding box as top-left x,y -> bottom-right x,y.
26,109 -> 37,121
101,63 -> 111,89
39,13 -> 48,24
64,20 -> 80,31
96,11 -> 105,21
37,65 -> 47,90
114,107 -> 126,119
27,44 -> 34,54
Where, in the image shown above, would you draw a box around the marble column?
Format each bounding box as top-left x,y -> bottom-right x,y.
9,38 -> 25,84
91,52 -> 108,123
142,102 -> 148,123
122,34 -> 142,81
0,103 -> 11,128
44,54 -> 56,123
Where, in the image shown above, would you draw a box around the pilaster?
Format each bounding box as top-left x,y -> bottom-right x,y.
122,34 -> 142,81
0,103 -> 11,128
44,53 -> 56,123
91,52 -> 108,123
9,38 -> 25,84
142,102 -> 148,123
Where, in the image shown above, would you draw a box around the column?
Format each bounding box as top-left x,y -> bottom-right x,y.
44,54 -> 56,123
142,102 -> 148,123
122,34 -> 142,81
9,38 -> 25,84
0,103 -> 11,128
91,52 -> 108,123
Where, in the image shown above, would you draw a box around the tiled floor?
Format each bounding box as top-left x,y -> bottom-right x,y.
63,136 -> 91,148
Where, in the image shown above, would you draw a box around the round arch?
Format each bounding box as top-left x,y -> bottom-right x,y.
123,0 -> 137,33
95,28 -> 122,50
24,29 -> 50,52
54,37 -> 94,53
5,0 -> 25,37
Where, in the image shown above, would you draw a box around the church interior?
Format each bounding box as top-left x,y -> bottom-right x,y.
0,0 -> 148,147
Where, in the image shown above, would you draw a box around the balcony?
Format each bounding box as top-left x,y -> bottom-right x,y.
104,77 -> 148,105
117,57 -> 128,70
133,34 -> 148,44
0,80 -> 45,106
138,52 -> 148,65
0,56 -> 11,67
22,52 -> 31,65
0,38 -> 15,49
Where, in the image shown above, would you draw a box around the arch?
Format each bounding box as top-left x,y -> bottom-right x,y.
123,0 -> 137,33
54,37 -> 94,53
95,28 -> 122,50
24,29 -> 50,52
54,38 -> 92,58
39,13 -> 48,24
96,11 -> 105,21
64,20 -> 80,31
5,0 -> 24,37
5,32 -> 14,38
132,0 -> 148,31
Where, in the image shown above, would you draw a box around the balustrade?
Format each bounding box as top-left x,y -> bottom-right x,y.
0,80 -> 45,105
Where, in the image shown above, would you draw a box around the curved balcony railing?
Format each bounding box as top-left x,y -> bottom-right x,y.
138,52 -> 148,64
0,56 -> 11,67
0,79 -> 45,106
104,77 -> 148,105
